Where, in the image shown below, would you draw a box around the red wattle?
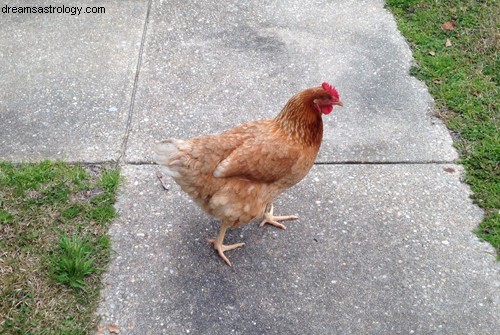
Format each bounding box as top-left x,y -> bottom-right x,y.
321,105 -> 333,115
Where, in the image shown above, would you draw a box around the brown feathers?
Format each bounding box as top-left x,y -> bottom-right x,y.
153,83 -> 342,263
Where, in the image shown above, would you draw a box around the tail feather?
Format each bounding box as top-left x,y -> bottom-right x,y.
153,138 -> 186,178
153,139 -> 180,162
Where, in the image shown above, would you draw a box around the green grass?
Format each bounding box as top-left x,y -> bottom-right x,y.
49,234 -> 100,291
386,0 -> 499,256
0,161 -> 120,334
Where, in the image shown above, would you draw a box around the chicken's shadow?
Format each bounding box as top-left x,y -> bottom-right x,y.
168,212 -> 281,333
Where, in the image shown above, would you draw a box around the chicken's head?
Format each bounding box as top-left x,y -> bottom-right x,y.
313,82 -> 343,115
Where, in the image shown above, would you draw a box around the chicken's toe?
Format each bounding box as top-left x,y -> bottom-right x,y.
259,204 -> 298,229
207,239 -> 245,266
259,215 -> 298,229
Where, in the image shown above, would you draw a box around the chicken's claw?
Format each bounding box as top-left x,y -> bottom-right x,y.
259,204 -> 298,230
208,220 -> 245,266
207,239 -> 245,266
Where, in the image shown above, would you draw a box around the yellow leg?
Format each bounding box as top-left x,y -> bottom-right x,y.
259,203 -> 298,230
207,220 -> 245,266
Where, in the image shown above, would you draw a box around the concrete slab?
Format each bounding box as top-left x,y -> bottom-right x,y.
97,164 -> 499,334
125,0 -> 457,163
0,0 -> 148,162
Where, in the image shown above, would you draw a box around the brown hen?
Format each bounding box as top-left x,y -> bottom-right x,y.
153,82 -> 342,265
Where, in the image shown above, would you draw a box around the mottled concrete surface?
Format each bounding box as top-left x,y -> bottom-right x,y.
0,1 -> 497,334
97,164 -> 498,334
0,0 -> 148,162
126,0 -> 456,164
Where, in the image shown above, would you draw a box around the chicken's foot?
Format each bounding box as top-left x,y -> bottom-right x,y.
259,203 -> 298,230
207,220 -> 245,266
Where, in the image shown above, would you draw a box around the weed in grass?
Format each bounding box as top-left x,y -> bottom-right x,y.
49,234 -> 99,291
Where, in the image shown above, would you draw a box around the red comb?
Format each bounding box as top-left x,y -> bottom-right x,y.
322,82 -> 340,100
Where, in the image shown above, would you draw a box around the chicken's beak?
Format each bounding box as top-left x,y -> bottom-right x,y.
334,100 -> 343,107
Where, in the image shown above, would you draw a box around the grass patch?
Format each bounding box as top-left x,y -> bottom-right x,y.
0,161 -> 120,334
386,0 -> 499,257
49,234 -> 100,291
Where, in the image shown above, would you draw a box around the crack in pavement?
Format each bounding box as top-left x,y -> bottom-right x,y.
117,0 -> 154,164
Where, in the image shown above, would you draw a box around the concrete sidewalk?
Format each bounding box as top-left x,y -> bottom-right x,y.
1,1 -> 498,334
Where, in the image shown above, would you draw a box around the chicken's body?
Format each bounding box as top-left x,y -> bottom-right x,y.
153,83 -> 342,265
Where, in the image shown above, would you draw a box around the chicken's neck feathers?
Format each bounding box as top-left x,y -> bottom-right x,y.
273,95 -> 323,146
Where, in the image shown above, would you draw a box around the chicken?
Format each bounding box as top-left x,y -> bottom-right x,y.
153,82 -> 342,266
